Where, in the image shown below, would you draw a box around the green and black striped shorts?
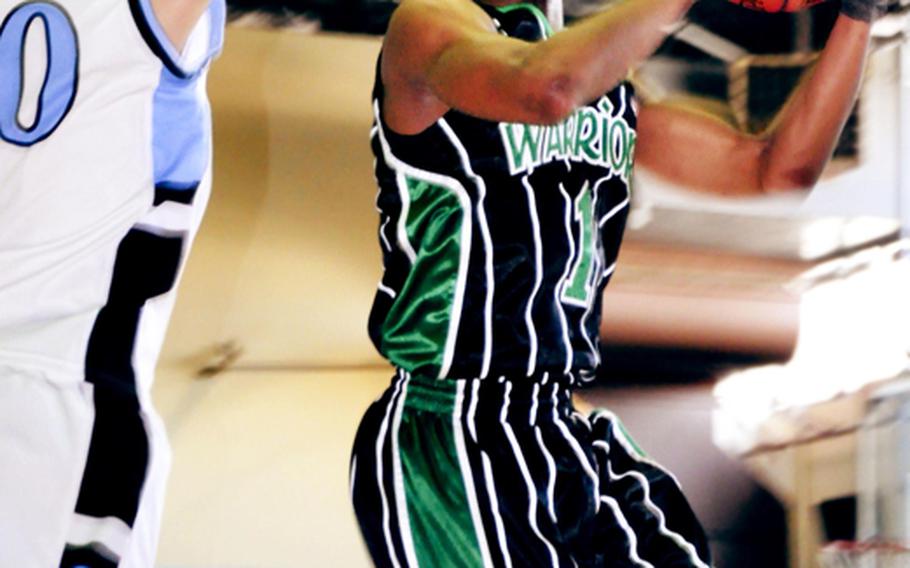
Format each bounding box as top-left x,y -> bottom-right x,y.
350,369 -> 711,567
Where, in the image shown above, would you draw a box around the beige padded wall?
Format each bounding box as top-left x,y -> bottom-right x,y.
154,28 -> 388,567
162,27 -> 385,370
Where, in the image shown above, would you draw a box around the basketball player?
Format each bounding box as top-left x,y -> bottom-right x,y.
351,0 -> 877,565
0,1 -> 224,566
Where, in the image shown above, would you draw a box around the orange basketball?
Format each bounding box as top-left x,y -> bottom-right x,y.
728,0 -> 828,12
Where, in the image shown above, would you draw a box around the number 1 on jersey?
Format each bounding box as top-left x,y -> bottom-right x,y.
0,2 -> 78,147
561,181 -> 597,307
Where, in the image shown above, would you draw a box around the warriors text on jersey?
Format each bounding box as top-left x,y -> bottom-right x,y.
368,3 -> 636,382
0,1 -> 224,565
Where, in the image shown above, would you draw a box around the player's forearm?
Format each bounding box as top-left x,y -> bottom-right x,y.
760,15 -> 871,191
519,0 -> 695,121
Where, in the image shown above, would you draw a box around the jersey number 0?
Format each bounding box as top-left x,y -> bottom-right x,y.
0,2 -> 78,147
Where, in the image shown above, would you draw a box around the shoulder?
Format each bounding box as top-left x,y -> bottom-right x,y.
383,0 -> 499,90
385,0 -> 497,60
390,0 -> 495,31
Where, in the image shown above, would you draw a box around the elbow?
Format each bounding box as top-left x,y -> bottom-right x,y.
760,163 -> 820,194
520,69 -> 580,125
757,142 -> 822,194
505,43 -> 583,124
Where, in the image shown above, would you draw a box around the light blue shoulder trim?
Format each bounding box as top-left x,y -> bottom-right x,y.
131,0 -> 225,79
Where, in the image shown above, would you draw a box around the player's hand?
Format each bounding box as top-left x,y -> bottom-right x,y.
840,0 -> 885,22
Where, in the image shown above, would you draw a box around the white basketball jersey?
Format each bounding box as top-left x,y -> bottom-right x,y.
0,0 -> 225,388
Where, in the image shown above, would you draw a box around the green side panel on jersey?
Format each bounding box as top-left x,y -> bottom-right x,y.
495,2 -> 554,37
562,184 -> 596,304
398,380 -> 484,567
380,176 -> 466,377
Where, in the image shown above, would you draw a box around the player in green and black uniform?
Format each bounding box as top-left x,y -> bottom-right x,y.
351,0 -> 877,565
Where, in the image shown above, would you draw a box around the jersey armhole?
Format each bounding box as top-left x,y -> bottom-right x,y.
128,0 -> 226,79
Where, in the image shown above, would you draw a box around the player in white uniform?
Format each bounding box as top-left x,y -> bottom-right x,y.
0,1 -> 224,566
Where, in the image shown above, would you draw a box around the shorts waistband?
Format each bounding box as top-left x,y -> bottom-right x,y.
395,369 -> 575,414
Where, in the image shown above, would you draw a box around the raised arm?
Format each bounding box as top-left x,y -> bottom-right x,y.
635,13 -> 872,196
150,0 -> 213,53
382,0 -> 694,134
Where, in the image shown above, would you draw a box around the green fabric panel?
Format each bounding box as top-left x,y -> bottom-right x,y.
381,177 -> 467,377
399,380 -> 484,567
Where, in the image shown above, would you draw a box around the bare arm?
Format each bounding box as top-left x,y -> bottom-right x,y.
635,14 -> 871,196
150,0 -> 212,53
382,0 -> 694,134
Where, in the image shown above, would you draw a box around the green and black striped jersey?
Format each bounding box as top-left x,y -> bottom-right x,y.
368,2 -> 636,382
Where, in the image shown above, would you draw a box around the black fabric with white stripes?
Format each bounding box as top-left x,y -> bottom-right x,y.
350,372 -> 711,567
359,4 -> 709,566
367,3 -> 634,382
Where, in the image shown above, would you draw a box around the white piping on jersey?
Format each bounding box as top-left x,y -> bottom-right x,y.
593,440 -> 711,568
379,216 -> 393,252
572,410 -> 593,432
602,262 -> 617,279
529,382 -> 540,426
578,176 -> 612,367
608,466 -> 710,568
598,184 -> 630,228
550,383 -> 600,511
391,374 -> 420,568
394,173 -> 419,264
534,426 -> 559,524
438,118 -> 495,379
481,451 -> 513,568
581,259 -> 613,369
67,513 -> 131,562
577,186 -> 602,366
521,176 -> 545,377
374,176 -> 393,253
594,409 -> 683,487
530,8 -> 552,39
373,175 -> 398,297
454,381 -> 495,568
376,372 -> 406,568
378,281 -> 398,299
500,382 -> 560,567
615,85 -> 628,120
599,495 -> 656,568
556,183 -> 576,375
349,456 -> 358,502
374,101 -> 473,379
468,378 -> 481,443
